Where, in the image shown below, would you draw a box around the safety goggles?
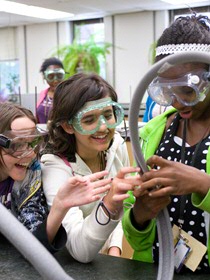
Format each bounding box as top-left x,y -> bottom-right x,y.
147,69 -> 210,106
44,68 -> 65,82
68,97 -> 124,135
0,126 -> 48,158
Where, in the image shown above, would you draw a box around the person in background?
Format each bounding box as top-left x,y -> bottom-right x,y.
123,14 -> 210,274
36,57 -> 65,124
41,72 -> 141,263
0,102 -> 112,253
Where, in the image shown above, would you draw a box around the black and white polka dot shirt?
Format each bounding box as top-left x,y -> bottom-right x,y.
153,113 -> 210,273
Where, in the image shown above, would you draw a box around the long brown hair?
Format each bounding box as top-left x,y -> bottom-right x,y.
47,73 -> 118,161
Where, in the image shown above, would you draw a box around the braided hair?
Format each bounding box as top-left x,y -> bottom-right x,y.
156,14 -> 210,62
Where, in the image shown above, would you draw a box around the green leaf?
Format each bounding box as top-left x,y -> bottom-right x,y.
51,32 -> 112,77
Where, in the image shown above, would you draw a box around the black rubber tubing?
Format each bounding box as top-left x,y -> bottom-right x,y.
129,51 -> 210,280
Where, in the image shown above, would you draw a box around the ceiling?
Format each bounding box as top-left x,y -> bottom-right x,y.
0,0 -> 210,28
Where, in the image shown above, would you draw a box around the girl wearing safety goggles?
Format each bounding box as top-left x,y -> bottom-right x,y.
36,57 -> 66,124
123,14 -> 210,274
0,102 -> 112,254
41,72 -> 141,262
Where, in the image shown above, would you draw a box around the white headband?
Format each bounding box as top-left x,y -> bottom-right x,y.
156,43 -> 210,57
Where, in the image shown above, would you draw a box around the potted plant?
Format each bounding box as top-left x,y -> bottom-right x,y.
54,34 -> 112,77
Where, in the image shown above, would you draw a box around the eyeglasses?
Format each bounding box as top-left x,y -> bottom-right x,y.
147,69 -> 210,107
44,68 -> 65,82
68,98 -> 124,135
0,127 -> 48,158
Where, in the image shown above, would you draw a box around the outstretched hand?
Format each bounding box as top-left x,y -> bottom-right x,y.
55,170 -> 111,211
47,170 -> 111,243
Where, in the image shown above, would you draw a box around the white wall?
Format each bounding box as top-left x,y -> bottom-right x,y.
0,10 -> 169,105
114,12 -> 154,103
26,22 -> 58,94
105,10 -> 169,103
0,27 -> 17,60
155,10 -> 169,40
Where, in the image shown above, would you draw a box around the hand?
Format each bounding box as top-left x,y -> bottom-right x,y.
140,155 -> 210,197
132,194 -> 171,226
54,170 -> 111,211
47,170 -> 111,243
103,166 -> 142,218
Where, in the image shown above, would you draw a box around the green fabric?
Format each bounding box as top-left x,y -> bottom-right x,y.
122,108 -> 210,265
122,209 -> 155,263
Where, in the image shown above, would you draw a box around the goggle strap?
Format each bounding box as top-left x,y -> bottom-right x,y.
0,135 -> 10,148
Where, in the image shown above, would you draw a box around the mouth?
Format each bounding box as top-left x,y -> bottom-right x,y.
91,133 -> 109,143
179,109 -> 192,119
92,134 -> 108,139
15,162 -> 30,169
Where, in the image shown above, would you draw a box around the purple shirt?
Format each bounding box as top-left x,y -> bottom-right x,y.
0,177 -> 13,209
36,95 -> 53,124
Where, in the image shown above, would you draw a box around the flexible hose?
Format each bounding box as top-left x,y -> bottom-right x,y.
129,51 -> 210,280
0,203 -> 74,280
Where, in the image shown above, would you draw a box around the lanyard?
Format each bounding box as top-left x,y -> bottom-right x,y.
178,119 -> 204,228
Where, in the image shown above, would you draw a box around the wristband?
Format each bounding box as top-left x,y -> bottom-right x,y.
95,198 -> 119,226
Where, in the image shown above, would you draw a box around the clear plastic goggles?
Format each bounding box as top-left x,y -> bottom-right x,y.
0,126 -> 48,158
44,68 -> 65,82
68,98 -> 124,135
147,69 -> 210,106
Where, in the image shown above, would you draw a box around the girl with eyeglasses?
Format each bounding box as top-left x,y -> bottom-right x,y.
36,57 -> 66,124
0,102 -> 112,253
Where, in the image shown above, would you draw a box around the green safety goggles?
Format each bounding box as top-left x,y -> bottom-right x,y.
44,68 -> 65,82
68,97 -> 124,135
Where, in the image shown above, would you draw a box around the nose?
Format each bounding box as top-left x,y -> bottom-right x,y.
171,97 -> 186,110
20,149 -> 36,159
29,150 -> 36,157
98,117 -> 108,131
53,76 -> 59,82
51,78 -> 60,84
